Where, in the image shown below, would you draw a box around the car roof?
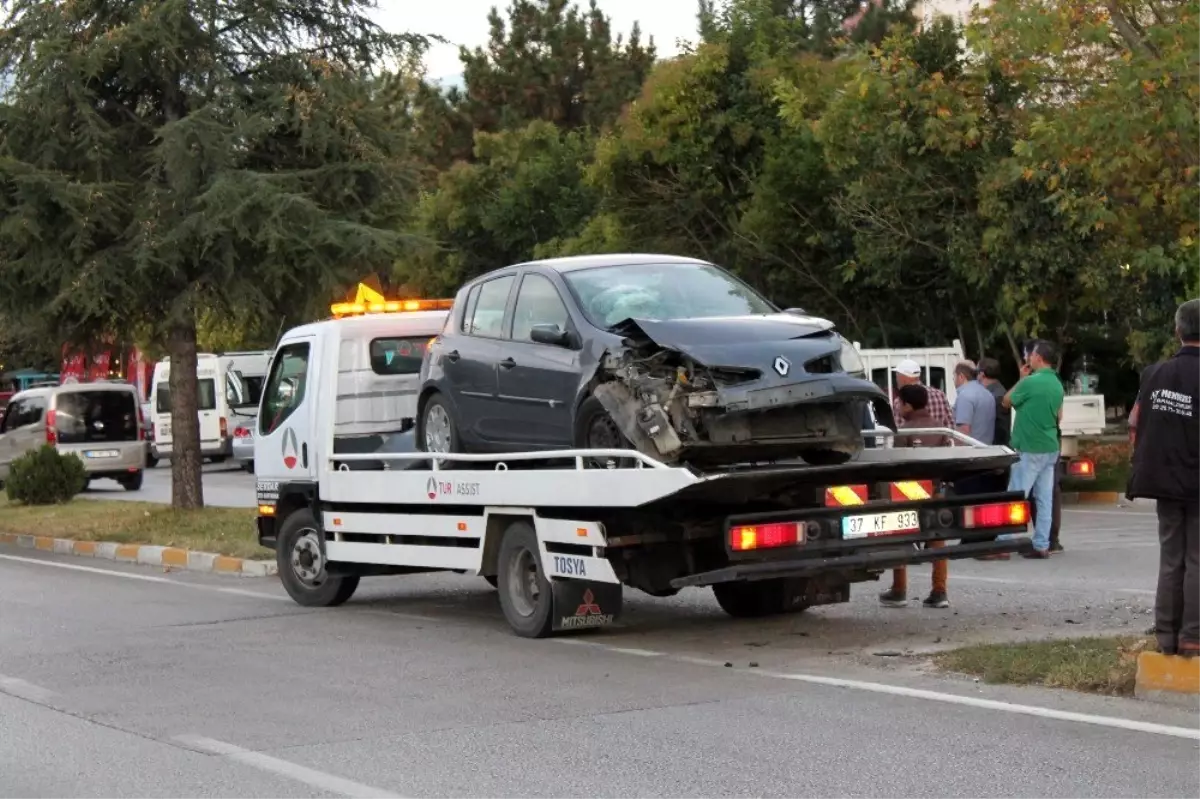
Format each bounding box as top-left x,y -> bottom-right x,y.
507,253 -> 710,275
281,309 -> 450,342
9,382 -> 137,403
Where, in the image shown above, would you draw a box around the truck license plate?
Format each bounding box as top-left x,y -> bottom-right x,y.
842,510 -> 920,539
85,450 -> 119,459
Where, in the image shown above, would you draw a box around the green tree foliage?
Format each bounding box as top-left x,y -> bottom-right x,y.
402,122 -> 599,294
0,0 -> 425,508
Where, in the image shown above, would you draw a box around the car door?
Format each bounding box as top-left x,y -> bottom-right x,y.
257,338 -> 319,486
495,271 -> 581,447
443,274 -> 516,446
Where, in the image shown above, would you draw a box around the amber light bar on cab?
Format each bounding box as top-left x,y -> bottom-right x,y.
331,298 -> 454,318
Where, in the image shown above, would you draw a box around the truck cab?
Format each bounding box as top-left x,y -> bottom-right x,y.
255,300 -> 452,492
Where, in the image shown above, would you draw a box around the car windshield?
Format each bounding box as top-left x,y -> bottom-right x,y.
562,262 -> 776,329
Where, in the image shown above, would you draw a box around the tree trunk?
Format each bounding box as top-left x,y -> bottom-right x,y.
167,316 -> 204,510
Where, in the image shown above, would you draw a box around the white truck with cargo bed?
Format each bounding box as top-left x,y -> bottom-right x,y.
254,304 -> 1035,638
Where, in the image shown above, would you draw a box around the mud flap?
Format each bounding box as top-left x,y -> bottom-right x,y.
550,579 -> 623,632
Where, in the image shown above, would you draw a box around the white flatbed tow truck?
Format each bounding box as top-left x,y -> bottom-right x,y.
254,302 -> 1035,638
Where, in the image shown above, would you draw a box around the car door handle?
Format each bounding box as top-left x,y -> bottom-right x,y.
301,443 -> 308,469
445,350 -> 460,363
499,357 -> 516,370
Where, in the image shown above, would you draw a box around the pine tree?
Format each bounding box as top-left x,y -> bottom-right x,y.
0,0 -> 425,508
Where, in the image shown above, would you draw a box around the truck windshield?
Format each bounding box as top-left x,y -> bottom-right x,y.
563,261 -> 776,329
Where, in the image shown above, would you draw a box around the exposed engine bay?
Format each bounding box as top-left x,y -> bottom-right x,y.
591,319 -> 895,468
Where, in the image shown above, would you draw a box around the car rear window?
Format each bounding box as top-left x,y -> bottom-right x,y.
55,390 -> 139,444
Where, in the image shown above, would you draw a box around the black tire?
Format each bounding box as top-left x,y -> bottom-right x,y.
419,393 -> 461,470
209,455 -> 228,465
483,574 -> 499,589
120,470 -> 144,491
496,520 -> 554,638
276,508 -> 360,607
146,456 -> 159,469
242,460 -> 255,474
573,395 -> 636,469
712,579 -> 810,619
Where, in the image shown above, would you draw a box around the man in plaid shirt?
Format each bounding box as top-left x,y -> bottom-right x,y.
891,359 -> 954,432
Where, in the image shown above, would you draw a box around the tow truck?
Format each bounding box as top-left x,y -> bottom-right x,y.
255,300 -> 1034,638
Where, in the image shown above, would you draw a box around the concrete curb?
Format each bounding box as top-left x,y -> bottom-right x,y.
1134,651 -> 1200,707
0,532 -> 277,578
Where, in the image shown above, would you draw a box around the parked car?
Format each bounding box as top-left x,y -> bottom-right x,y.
416,254 -> 893,469
0,382 -> 146,490
231,417 -> 256,472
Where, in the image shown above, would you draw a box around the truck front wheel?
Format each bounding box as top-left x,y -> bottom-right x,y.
712,579 -> 810,618
496,521 -> 554,638
277,508 -> 359,607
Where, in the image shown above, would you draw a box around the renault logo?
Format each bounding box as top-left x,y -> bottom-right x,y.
773,356 -> 791,377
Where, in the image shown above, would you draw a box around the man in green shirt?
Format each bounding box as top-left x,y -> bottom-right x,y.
1002,340 -> 1065,557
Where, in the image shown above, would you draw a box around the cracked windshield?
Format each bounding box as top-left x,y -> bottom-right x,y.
0,0 -> 1195,797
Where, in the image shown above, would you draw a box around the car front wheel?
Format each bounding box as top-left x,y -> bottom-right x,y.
573,395 -> 637,469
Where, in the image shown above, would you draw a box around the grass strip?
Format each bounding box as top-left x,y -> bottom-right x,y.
0,496 -> 264,560
935,635 -> 1154,697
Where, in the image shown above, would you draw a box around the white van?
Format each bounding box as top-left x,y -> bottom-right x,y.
150,354 -> 237,462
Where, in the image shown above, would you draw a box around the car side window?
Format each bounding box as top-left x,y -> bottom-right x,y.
512,274 -> 570,342
259,343 -> 310,436
458,285 -> 480,334
0,399 -> 21,433
465,275 -> 514,338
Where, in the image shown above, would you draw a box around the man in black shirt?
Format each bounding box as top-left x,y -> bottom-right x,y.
1128,299 -> 1200,657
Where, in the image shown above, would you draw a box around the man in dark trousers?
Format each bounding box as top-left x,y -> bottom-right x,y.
1128,299 -> 1200,658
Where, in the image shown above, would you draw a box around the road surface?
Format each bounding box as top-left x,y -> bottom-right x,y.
1,501 -> 1196,797
85,461 -> 256,508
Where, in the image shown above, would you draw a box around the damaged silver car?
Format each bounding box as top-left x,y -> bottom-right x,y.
417,254 -> 896,469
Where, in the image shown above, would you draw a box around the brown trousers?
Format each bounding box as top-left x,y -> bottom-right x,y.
891,539 -> 947,595
1155,500 -> 1200,655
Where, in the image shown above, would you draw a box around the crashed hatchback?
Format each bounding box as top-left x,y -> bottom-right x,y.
417,254 -> 895,469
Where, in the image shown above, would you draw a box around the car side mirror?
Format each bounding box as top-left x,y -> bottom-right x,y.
530,323 -> 571,347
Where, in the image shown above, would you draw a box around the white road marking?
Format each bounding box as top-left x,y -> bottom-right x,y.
552,641 -> 1200,741
0,673 -> 55,703
175,735 -> 404,798
0,553 -> 290,602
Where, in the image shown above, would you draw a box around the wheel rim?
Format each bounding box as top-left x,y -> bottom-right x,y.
586,412 -> 625,469
506,546 -> 541,618
424,403 -> 453,468
290,529 -> 326,588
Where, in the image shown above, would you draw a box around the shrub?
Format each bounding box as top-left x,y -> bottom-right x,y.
4,445 -> 88,505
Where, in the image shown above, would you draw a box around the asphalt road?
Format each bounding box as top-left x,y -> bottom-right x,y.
85,461 -> 256,508
2,497 -> 1197,797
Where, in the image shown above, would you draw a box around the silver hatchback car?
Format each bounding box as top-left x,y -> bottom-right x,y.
0,382 -> 147,491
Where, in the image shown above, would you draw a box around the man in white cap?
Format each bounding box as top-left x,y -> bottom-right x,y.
892,359 -> 954,431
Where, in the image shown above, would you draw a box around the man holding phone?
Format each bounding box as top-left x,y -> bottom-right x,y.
1002,340 -> 1065,558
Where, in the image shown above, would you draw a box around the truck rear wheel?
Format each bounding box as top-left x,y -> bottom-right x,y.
712,579 -> 810,618
496,521 -> 554,638
277,508 -> 359,607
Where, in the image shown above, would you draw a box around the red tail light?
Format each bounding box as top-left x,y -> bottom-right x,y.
1067,458 -> 1095,478
220,417 -> 228,439
45,409 -> 57,443
730,521 -> 802,551
962,501 -> 1029,529
233,426 -> 251,439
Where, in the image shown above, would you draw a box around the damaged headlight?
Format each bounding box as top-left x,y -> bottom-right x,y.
840,338 -> 866,377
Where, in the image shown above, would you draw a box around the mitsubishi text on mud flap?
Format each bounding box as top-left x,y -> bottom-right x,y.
254,292 -> 1035,639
